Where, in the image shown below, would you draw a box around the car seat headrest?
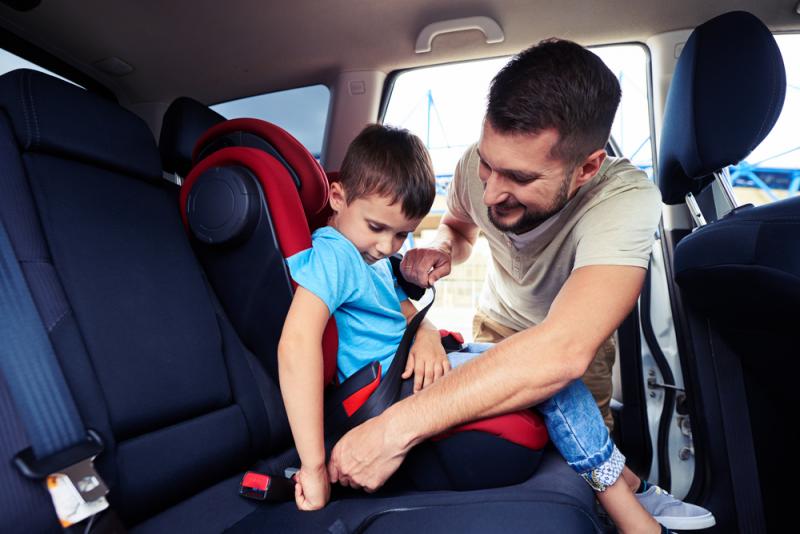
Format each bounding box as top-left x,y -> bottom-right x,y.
0,69 -> 161,182
658,11 -> 786,204
193,118 -> 329,219
160,97 -> 225,177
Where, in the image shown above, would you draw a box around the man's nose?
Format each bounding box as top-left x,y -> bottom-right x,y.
482,171 -> 510,206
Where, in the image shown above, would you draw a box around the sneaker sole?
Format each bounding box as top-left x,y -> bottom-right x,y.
656,513 -> 716,530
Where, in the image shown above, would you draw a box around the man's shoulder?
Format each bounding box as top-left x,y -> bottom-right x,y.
601,157 -> 656,186
445,143 -> 483,223
456,143 -> 481,181
593,157 -> 661,203
571,157 -> 661,236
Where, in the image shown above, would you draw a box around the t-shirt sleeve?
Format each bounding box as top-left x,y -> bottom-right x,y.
285,235 -> 361,314
573,181 -> 662,270
445,145 -> 477,224
392,272 -> 408,303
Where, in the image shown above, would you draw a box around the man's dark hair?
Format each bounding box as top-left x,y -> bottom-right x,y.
487,38 -> 621,166
339,124 -> 435,219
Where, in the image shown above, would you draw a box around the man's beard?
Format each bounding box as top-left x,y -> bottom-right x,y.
487,175 -> 571,234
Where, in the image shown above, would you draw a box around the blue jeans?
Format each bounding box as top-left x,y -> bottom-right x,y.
448,343 -> 625,491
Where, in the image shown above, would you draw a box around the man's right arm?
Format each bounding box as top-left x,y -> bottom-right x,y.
401,212 -> 479,287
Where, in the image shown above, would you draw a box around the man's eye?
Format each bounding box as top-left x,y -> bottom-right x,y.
396,232 -> 408,239
511,174 -> 535,184
368,224 -> 382,232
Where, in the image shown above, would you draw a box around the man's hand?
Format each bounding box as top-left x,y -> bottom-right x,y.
400,246 -> 452,287
294,463 -> 330,511
328,413 -> 410,492
402,327 -> 451,392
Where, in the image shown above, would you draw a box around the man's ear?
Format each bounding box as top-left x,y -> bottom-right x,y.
574,149 -> 607,188
329,181 -> 347,212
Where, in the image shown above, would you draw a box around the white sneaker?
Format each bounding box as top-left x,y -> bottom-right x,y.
636,485 -> 716,530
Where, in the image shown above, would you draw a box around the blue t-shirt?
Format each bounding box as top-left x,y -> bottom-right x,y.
286,226 -> 408,381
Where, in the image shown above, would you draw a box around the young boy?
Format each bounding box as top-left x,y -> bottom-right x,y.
278,124 -> 669,533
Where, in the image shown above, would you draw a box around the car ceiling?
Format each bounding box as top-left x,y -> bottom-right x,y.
0,0 -> 797,105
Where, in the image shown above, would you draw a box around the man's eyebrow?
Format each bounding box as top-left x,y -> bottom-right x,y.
476,148 -> 541,182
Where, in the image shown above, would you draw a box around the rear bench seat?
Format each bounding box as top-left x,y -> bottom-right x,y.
0,69 -> 601,533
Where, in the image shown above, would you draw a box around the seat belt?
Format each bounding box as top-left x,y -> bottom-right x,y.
0,218 -> 111,529
337,284 -> 435,428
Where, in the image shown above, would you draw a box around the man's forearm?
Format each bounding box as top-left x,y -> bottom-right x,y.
329,266 -> 645,491
385,321 -> 593,451
385,265 -> 645,453
431,220 -> 475,266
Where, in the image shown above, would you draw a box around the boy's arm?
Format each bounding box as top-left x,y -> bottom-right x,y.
399,299 -> 450,391
278,286 -> 330,477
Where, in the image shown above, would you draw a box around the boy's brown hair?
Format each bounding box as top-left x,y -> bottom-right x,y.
338,124 -> 436,219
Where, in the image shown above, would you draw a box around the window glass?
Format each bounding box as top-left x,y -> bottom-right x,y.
384,45 -> 651,182
729,34 -> 800,206
591,45 -> 652,175
212,85 -> 330,160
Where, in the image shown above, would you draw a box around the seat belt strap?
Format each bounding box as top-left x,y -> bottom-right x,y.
0,218 -> 110,528
0,220 -> 85,457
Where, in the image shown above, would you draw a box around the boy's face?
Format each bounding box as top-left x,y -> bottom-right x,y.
329,182 -> 422,264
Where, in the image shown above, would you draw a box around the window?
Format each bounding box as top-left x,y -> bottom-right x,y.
383,45 -> 652,338
0,48 -> 80,87
729,34 -> 800,206
383,45 -> 652,182
591,45 -> 652,175
211,85 -> 330,161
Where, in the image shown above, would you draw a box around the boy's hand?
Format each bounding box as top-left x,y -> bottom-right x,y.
294,463 -> 330,511
402,328 -> 451,392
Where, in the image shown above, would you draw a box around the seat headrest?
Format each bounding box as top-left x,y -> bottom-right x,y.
658,11 -> 786,204
159,97 -> 225,177
193,118 -> 329,219
0,69 -> 161,182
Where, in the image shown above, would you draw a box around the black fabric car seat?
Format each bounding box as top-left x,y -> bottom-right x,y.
657,10 -> 794,531
0,72 -> 602,532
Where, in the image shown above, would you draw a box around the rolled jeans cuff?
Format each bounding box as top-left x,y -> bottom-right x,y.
579,445 -> 626,492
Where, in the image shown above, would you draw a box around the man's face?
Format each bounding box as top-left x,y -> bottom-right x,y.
477,120 -> 575,234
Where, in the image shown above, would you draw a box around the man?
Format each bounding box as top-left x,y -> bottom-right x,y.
328,38 -> 713,530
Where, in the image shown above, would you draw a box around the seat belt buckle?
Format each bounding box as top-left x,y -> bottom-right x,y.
46,458 -> 110,527
439,329 -> 465,352
239,471 -> 296,501
14,429 -> 109,528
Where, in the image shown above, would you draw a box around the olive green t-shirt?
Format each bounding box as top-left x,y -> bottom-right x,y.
447,144 -> 661,331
